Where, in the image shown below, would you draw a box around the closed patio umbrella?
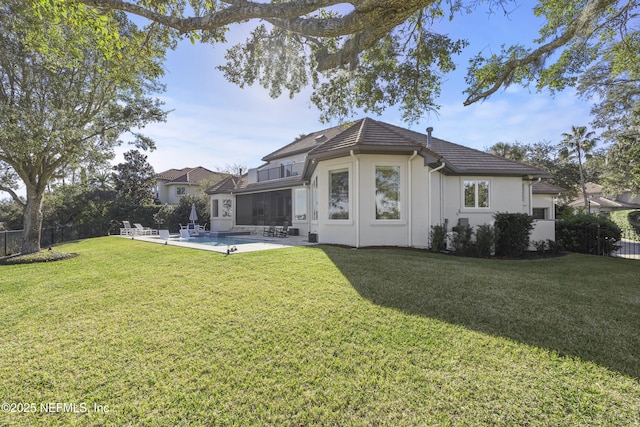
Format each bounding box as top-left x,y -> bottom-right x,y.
189,203 -> 198,224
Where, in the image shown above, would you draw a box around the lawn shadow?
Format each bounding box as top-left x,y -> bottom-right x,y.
321,246 -> 640,379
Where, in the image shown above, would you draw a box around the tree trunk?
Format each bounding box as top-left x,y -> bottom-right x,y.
21,189 -> 44,254
578,150 -> 588,208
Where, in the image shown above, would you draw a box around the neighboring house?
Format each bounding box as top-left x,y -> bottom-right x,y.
155,167 -> 229,204
568,182 -> 640,215
207,118 -> 560,248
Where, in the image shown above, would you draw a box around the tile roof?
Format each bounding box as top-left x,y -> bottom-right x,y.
206,175 -> 305,194
214,117 -> 550,194
532,181 -> 567,194
304,118 -> 547,177
307,118 -> 431,157
262,124 -> 351,161
156,167 -> 229,184
568,196 -> 640,209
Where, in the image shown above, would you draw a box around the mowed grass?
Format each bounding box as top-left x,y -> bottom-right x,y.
1,237 -> 639,426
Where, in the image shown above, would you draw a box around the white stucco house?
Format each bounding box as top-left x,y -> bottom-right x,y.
155,167 -> 229,204
206,118 -> 563,248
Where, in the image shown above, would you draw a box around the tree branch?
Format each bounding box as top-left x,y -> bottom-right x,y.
0,185 -> 25,207
463,0 -> 617,106
80,0 -> 347,33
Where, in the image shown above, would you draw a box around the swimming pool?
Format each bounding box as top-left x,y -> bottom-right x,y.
173,235 -> 263,247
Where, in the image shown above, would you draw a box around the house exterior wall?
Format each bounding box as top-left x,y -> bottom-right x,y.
311,153 -> 434,247
251,154 -> 307,184
439,176 -> 528,229
157,183 -> 201,204
530,220 -> 555,247
210,194 -> 235,231
209,157 -> 557,248
532,193 -> 556,220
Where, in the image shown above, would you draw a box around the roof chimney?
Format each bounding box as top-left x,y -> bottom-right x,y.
426,127 -> 434,148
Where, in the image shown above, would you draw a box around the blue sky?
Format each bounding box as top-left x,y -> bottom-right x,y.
118,3 -> 595,174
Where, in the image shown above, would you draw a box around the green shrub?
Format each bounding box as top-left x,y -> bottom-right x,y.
547,239 -> 562,255
451,224 -> 474,256
429,224 -> 447,252
556,214 -> 621,256
475,224 -> 495,258
532,240 -> 547,255
610,210 -> 640,241
628,210 -> 640,237
494,212 -> 534,258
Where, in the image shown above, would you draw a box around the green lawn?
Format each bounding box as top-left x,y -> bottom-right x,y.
1,237 -> 639,426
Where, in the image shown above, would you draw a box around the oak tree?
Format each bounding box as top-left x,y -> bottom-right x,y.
64,0 -> 639,124
0,1 -> 167,253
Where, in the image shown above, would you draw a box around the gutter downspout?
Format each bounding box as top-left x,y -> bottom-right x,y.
350,150 -> 360,248
428,162 -> 446,242
407,151 -> 418,247
528,177 -> 541,216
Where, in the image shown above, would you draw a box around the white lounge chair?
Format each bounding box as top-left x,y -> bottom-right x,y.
120,221 -> 135,236
158,229 -> 170,240
133,223 -> 158,236
179,229 -> 192,239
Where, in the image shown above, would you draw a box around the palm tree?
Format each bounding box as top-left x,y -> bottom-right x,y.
559,126 -> 598,208
488,142 -> 526,162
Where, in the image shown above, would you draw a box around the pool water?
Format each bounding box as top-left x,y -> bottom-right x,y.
174,236 -> 263,246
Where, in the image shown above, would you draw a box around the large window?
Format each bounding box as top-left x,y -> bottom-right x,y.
329,169 -> 349,220
375,166 -> 400,220
294,188 -> 307,221
464,180 -> 490,208
176,187 -> 186,196
235,190 -> 292,225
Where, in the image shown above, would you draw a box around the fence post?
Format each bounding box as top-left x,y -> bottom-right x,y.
597,224 -> 602,256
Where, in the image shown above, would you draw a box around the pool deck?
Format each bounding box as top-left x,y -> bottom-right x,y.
120,232 -> 318,254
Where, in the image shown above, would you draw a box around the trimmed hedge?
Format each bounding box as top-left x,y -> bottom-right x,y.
556,214 -> 621,256
494,213 -> 534,258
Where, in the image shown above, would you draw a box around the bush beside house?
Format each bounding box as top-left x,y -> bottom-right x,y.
556,214 -> 621,256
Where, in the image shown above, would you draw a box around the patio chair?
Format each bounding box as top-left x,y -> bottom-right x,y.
133,223 -> 158,236
276,220 -> 289,238
158,229 -> 170,241
120,221 -> 135,236
263,222 -> 276,237
179,229 -> 192,239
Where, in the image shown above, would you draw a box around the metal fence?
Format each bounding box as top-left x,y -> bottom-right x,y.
614,226 -> 640,260
556,223 -> 640,260
1,224 -> 109,257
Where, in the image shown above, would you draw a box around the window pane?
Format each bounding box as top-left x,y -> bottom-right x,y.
532,208 -> 546,219
464,181 -> 476,208
478,180 -> 489,208
294,188 -> 307,220
375,166 -> 400,219
329,169 -> 349,220
212,200 -> 219,218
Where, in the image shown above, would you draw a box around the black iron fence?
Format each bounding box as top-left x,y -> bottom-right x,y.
614,226 -> 640,260
1,224 -> 109,257
556,222 -> 640,259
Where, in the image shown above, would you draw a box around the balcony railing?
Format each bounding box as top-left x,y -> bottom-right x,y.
257,163 -> 304,182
